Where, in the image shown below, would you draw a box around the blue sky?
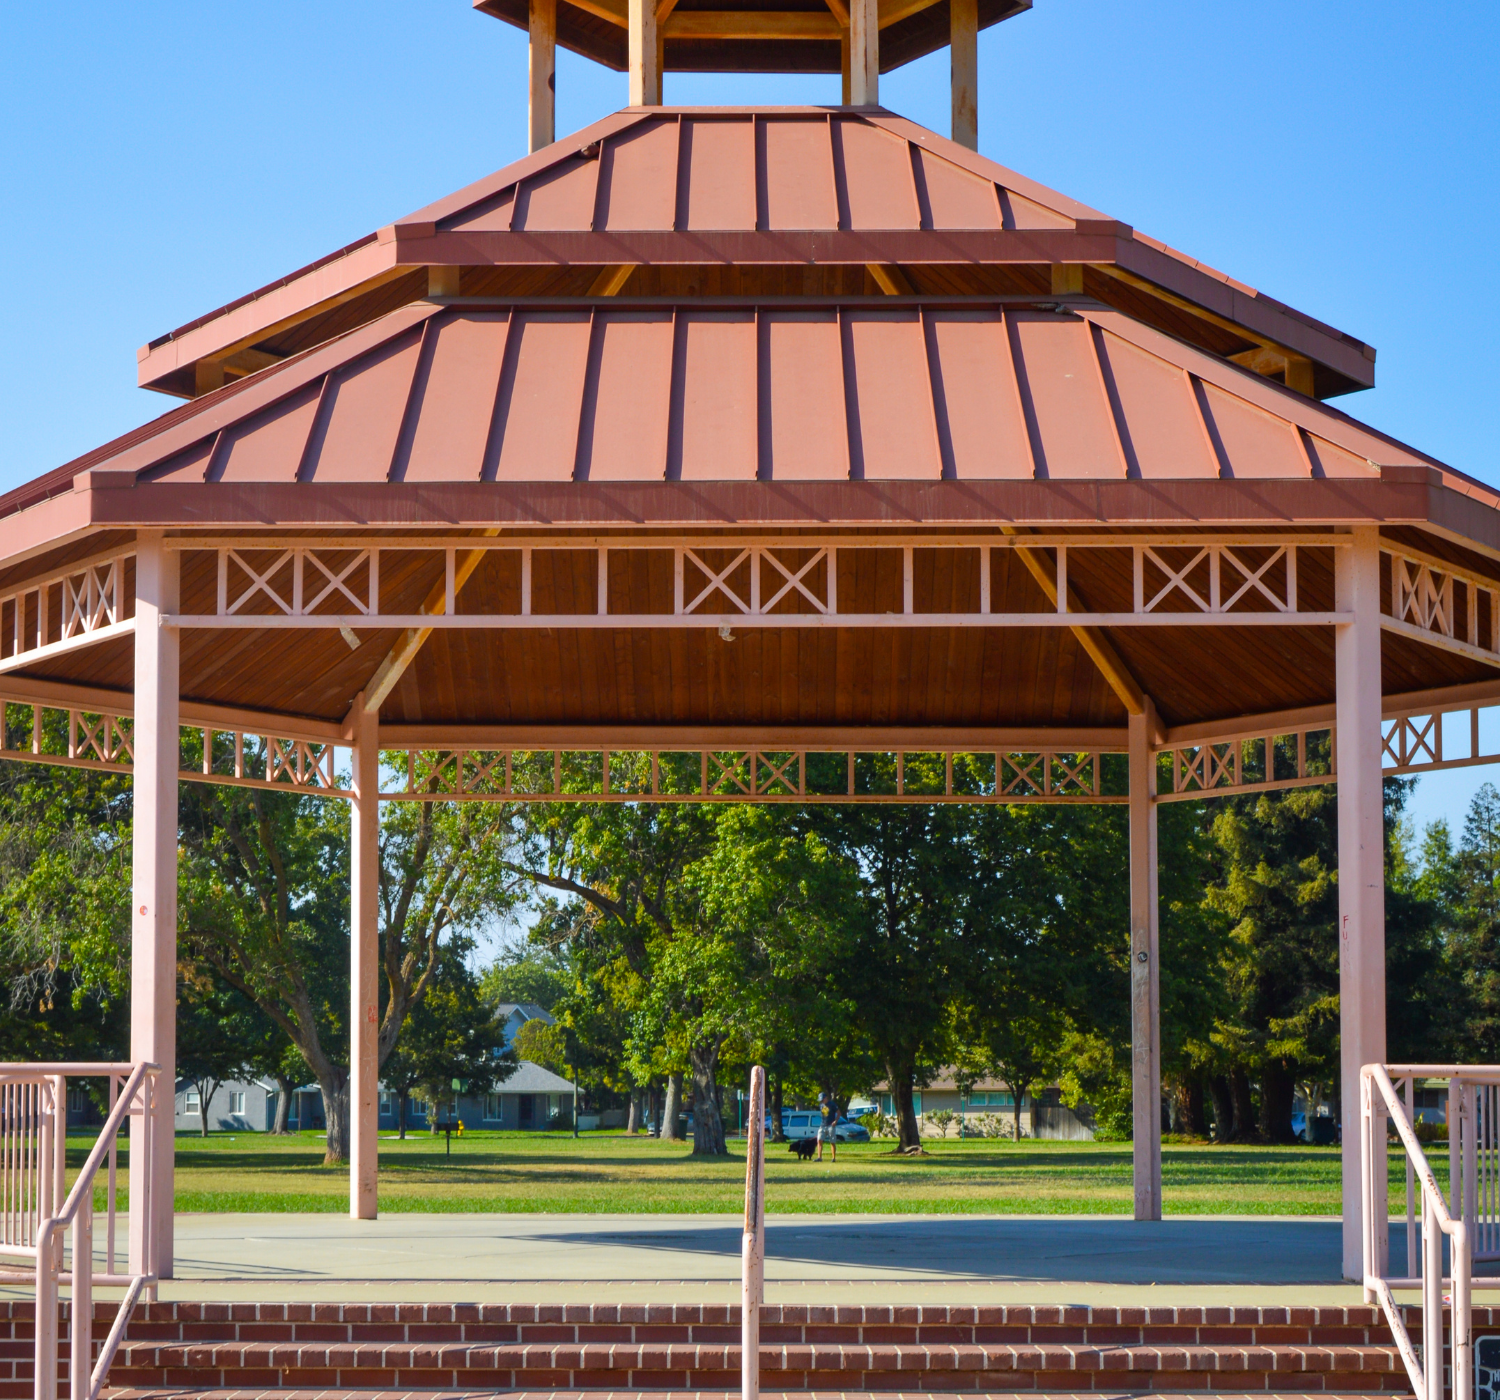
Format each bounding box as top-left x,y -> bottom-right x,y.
2,2 -> 1496,837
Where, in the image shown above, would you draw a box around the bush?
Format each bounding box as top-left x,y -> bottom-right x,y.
924,1109 -> 956,1138
858,1109 -> 898,1138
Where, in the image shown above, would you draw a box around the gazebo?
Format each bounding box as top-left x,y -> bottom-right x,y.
3,15 -> 1497,1304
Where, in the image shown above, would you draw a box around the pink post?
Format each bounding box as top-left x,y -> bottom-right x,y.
129,533 -> 178,1278
349,697 -> 380,1219
1129,701 -> 1161,1220
1337,527 -> 1386,1280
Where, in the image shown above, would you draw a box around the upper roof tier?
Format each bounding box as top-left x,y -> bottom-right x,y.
138,108 -> 1378,403
473,0 -> 1029,73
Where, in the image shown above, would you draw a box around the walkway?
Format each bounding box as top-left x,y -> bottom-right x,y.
120,1214 -> 1407,1306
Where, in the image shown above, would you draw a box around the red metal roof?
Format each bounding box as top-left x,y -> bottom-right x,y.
139,109 -> 1377,399
116,296 -> 1429,490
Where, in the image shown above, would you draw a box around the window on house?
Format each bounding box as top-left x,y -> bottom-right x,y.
379,1092 -> 394,1115
184,1090 -> 201,1116
484,1095 -> 501,1121
228,1091 -> 245,1115
969,1091 -> 1017,1108
67,1086 -> 87,1113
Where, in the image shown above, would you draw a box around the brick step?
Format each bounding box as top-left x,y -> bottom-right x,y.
102,1386 -> 1416,1398
105,1336 -> 1409,1382
0,1301 -> 1441,1397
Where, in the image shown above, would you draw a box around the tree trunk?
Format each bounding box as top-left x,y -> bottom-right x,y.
1011,1079 -> 1032,1141
770,1077 -> 785,1142
270,1074 -> 293,1135
1209,1074 -> 1235,1142
625,1090 -> 641,1135
317,1069 -> 350,1165
1185,1076 -> 1209,1137
660,1072 -> 685,1141
1229,1066 -> 1255,1142
397,1091 -> 409,1140
688,1041 -> 727,1156
1258,1061 -> 1298,1144
890,1065 -> 921,1151
191,1078 -> 222,1138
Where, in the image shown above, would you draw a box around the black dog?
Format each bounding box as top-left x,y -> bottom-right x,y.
788,1137 -> 817,1160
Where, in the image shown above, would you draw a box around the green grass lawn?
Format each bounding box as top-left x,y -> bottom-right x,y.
66,1128 -> 1433,1216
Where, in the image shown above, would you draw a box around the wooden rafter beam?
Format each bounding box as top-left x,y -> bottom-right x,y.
1001,525 -> 1155,733
1094,263 -> 1319,397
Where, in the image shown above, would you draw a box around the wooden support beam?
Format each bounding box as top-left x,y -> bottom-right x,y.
840,28 -> 852,103
1050,265 -> 1084,295
629,0 -> 661,105
529,0 -> 557,152
348,694 -> 380,1221
193,360 -> 225,397
1002,527 -> 1151,725
1285,354 -> 1316,397
427,266 -> 461,298
1094,263 -> 1319,395
867,264 -> 914,295
362,539 -> 499,714
663,10 -> 837,36
950,0 -> 977,150
588,265 -> 636,295
849,0 -> 877,103
220,347 -> 281,379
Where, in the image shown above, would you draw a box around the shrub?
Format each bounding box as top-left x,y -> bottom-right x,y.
924,1109 -> 956,1138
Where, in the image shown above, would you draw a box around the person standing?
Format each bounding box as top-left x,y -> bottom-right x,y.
816,1090 -> 838,1162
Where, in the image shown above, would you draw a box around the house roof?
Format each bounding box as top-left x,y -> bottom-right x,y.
502,1060 -> 577,1093
136,109 -> 1377,401
496,1002 -> 555,1023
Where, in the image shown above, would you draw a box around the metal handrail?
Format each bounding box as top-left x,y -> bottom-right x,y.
0,1061 -> 159,1400
1363,1063 -> 1472,1400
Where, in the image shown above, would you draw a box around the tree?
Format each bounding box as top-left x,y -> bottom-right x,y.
480,932 -> 572,1012
798,758 -> 973,1152
501,789 -> 726,1151
176,972 -> 263,1137
385,937 -> 517,1136
513,1017 -> 568,1074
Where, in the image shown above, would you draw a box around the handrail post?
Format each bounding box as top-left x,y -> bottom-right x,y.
1453,1220 -> 1473,1400
741,1066 -> 765,1400
70,1207 -> 92,1400
1423,1190 -> 1442,1400
34,1223 -> 58,1400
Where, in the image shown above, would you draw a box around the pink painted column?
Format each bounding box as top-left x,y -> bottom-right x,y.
349,698 -> 380,1219
1336,527 -> 1386,1280
1129,702 -> 1161,1220
129,532 -> 179,1277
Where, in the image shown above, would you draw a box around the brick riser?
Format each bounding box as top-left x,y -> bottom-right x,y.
0,1301 -> 1464,1397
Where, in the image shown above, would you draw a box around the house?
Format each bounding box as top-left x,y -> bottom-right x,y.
870,1072 -> 1095,1141
380,1060 -> 577,1131
494,1002 -> 554,1046
173,1078 -> 277,1133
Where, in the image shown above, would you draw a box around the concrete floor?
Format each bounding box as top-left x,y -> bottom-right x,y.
61,1213 -> 1417,1306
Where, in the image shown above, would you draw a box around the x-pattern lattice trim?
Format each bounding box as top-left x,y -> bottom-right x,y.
1220,546 -> 1291,613
758,550 -> 829,615
707,750 -> 752,794
225,550 -> 295,616
62,563 -> 120,638
753,750 -> 801,796
1049,753 -> 1097,796
1393,557 -> 1454,637
300,550 -> 372,615
682,550 -> 752,615
72,712 -> 132,766
267,739 -> 337,790
1142,546 -> 1211,613
1174,743 -> 1237,793
1383,715 -> 1439,767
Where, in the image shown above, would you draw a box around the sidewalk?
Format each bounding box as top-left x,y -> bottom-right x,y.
42,1213 -> 1401,1306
